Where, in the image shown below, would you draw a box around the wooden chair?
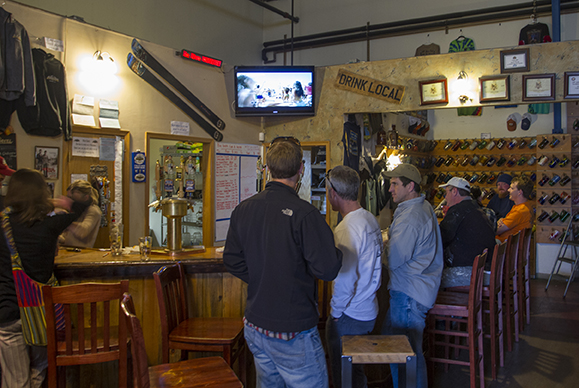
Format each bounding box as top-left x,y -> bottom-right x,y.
443,242 -> 507,380
426,250 -> 488,388
517,228 -> 533,331
42,280 -> 129,388
153,263 -> 245,382
121,293 -> 242,388
503,231 -> 521,352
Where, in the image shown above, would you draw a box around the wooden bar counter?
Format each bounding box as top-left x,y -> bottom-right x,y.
54,247 -> 247,367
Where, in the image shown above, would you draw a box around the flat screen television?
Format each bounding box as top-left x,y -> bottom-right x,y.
234,66 -> 315,117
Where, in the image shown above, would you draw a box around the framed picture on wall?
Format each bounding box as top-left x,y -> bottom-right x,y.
479,75 -> 510,102
34,146 -> 59,180
522,73 -> 556,101
418,78 -> 448,105
564,72 -> 579,99
500,48 -> 530,73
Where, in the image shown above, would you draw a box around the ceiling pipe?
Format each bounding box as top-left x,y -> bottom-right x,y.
249,0 -> 299,23
262,0 -> 579,63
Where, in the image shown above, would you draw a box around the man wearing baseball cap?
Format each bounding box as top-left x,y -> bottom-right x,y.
0,156 -> 15,209
487,173 -> 514,219
381,163 -> 443,388
438,177 -> 496,288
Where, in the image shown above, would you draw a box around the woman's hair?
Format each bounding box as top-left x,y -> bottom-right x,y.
5,168 -> 53,226
68,180 -> 99,205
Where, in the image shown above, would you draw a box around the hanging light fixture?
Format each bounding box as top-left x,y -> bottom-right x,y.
455,70 -> 470,104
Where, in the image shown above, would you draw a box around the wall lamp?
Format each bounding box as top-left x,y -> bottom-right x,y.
93,50 -> 117,74
455,71 -> 471,104
78,50 -> 119,95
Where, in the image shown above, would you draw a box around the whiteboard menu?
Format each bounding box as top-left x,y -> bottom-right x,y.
215,143 -> 261,242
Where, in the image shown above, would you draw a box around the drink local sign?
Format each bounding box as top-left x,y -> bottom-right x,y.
335,69 -> 405,104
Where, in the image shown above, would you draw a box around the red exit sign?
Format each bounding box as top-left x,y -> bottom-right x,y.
179,49 -> 222,68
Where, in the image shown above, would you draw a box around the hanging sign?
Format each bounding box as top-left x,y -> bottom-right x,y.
335,69 -> 405,104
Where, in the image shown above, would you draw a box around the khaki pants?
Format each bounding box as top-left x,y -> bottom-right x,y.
0,319 -> 47,388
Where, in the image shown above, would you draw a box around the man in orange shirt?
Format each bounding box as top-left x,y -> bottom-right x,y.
496,175 -> 534,242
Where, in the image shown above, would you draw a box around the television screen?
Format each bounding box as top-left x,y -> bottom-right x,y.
234,66 -> 315,117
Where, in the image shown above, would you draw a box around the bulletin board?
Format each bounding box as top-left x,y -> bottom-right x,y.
62,126 -> 130,248
215,142 -> 261,243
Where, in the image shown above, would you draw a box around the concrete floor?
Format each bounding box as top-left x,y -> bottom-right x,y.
244,277 -> 578,388
430,278 -> 579,388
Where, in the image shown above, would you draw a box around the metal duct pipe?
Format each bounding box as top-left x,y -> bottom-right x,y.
262,0 -> 579,63
553,0 -> 563,134
249,0 -> 299,23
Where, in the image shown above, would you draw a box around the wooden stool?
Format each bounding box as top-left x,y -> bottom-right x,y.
341,335 -> 416,388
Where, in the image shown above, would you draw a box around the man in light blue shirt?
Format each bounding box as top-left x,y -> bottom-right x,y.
325,165 -> 382,388
382,164 -> 443,388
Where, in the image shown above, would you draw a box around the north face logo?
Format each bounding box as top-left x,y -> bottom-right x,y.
281,208 -> 293,216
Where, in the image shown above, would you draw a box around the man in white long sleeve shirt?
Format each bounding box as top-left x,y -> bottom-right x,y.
325,165 -> 382,388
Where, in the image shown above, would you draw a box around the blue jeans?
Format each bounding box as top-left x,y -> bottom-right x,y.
381,290 -> 429,388
244,323 -> 329,388
325,314 -> 376,388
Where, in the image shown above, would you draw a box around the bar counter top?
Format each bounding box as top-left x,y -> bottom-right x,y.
54,247 -> 226,279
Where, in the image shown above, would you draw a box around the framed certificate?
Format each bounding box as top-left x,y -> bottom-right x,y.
419,78 -> 448,105
564,72 -> 579,99
523,73 -> 555,101
479,75 -> 510,102
500,48 -> 530,73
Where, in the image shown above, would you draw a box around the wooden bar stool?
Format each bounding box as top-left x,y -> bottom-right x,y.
341,335 -> 416,388
426,250 -> 487,388
445,242 -> 508,380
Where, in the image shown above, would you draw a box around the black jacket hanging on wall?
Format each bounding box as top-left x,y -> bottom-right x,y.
0,8 -> 35,105
17,48 -> 71,140
0,7 -> 36,131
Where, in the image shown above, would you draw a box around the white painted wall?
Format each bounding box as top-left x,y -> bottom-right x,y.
11,0 -> 266,65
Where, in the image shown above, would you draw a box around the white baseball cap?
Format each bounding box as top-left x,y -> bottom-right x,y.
439,177 -> 471,193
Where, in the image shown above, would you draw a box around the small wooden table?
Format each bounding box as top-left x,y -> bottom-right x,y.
341,335 -> 416,388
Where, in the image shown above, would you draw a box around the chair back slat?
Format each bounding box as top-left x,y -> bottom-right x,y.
121,293 -> 151,388
103,300 -> 111,351
77,303 -> 85,355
